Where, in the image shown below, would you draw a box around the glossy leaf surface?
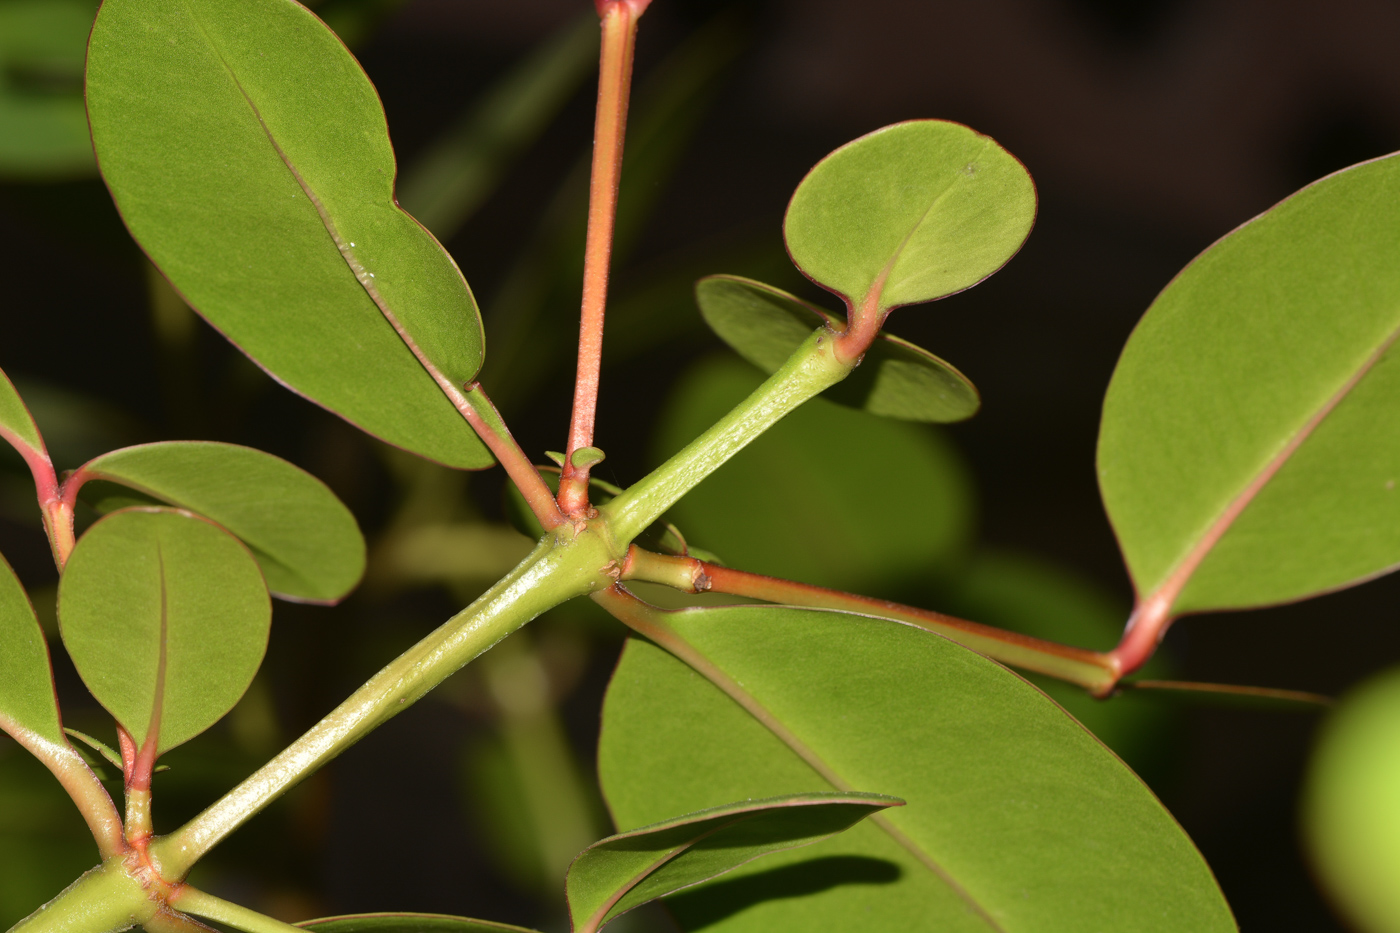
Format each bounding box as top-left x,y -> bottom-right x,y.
0,0 -> 96,177
58,508 -> 271,752
86,0 -> 492,468
651,357 -> 972,592
599,607 -> 1233,931
0,367 -> 44,458
0,553 -> 63,746
696,275 -> 979,422
1099,153 -> 1400,613
784,121 -> 1035,312
299,913 -> 538,933
80,442 -> 365,603
1305,666 -> 1400,933
567,793 -> 897,931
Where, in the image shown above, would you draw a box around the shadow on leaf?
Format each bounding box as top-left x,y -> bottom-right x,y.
665,855 -> 902,929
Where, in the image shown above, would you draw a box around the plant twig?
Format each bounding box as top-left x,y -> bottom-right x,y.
0,421 -> 75,568
620,547 -> 1119,693
170,888 -> 306,933
558,0 -> 652,516
460,384 -> 564,529
0,717 -> 125,859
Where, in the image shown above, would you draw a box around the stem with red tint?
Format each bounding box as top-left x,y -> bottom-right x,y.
558,0 -> 651,516
461,384 -> 563,529
621,547 -> 1118,693
0,423 -> 75,567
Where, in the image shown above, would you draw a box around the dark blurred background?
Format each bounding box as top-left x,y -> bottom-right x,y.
4,0 -> 1400,929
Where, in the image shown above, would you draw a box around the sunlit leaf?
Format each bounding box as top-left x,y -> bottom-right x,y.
783,120 -> 1035,313
696,275 -> 979,422
1099,152 -> 1400,614
651,357 -> 973,592
566,793 -> 898,932
86,0 -> 492,468
78,442 -> 365,604
1305,666 -> 1400,933
0,0 -> 97,178
0,553 -> 63,747
58,508 -> 271,753
599,605 -> 1235,931
298,912 -> 539,933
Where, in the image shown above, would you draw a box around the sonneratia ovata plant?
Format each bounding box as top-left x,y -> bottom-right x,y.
3,0 -> 1400,931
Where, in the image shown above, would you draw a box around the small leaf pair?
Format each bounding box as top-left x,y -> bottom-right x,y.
698,119 -> 1037,424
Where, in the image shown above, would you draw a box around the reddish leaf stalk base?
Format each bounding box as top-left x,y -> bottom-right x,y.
559,0 -> 651,516
620,547 -> 1119,693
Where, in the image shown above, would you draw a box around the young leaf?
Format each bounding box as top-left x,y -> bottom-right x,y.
63,729 -> 122,770
696,275 -> 979,422
599,605 -> 1235,931
58,508 -> 271,754
1099,152 -> 1400,615
1304,666 -> 1400,933
0,0 -> 97,178
783,120 -> 1036,314
86,0 -> 492,469
0,552 -> 64,747
77,442 -> 365,604
0,366 -> 46,462
650,358 -> 972,592
566,793 -> 900,932
298,913 -> 539,933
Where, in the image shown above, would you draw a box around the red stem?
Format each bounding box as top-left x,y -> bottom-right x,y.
460,384 -> 564,529
622,549 -> 1119,694
559,0 -> 650,516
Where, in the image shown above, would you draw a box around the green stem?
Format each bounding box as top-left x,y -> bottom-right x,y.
152,529 -> 620,878
0,719 -> 125,859
170,889 -> 304,933
8,859 -> 153,933
602,327 -> 852,543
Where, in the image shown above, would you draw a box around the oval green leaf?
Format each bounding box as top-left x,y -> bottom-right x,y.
0,366 -> 45,462
567,793 -> 899,932
0,0 -> 97,178
1098,152 -> 1400,615
696,275 -> 980,422
58,508 -> 271,753
78,442 -> 365,604
86,0 -> 492,469
0,552 -> 63,747
651,357 -> 973,592
783,120 -> 1036,314
599,606 -> 1234,931
1305,666 -> 1400,933
298,913 -> 539,933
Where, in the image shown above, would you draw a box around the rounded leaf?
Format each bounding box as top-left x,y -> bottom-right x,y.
86,0 -> 491,468
1305,667 -> 1400,933
784,120 -> 1036,312
600,609 -> 1234,931
1098,152 -> 1400,614
696,275 -> 979,422
80,442 -> 365,604
58,508 -> 271,753
0,552 -> 63,746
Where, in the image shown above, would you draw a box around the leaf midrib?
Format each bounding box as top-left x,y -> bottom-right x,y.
636,613 -> 1007,932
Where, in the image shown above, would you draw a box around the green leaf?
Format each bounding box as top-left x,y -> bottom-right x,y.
86,0 -> 492,469
298,913 -> 539,933
58,508 -> 271,753
0,552 -> 63,747
696,275 -> 979,422
650,357 -> 973,592
0,367 -> 45,460
599,607 -> 1234,931
0,0 -> 98,178
783,121 -> 1036,313
1098,152 -> 1400,614
78,442 -> 365,604
1305,666 -> 1400,933
566,793 -> 899,932
62,729 -> 122,770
